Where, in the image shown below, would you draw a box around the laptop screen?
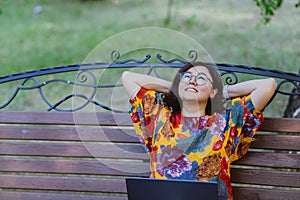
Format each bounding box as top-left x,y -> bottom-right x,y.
126,177 -> 218,200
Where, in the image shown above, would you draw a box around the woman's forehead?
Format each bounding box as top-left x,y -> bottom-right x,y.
187,66 -> 211,76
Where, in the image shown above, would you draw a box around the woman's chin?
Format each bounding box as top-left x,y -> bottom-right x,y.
181,95 -> 203,102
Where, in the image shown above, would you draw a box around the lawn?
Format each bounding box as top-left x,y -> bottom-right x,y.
0,0 -> 299,116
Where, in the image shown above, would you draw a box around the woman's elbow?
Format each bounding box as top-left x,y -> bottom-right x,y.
121,71 -> 135,86
121,71 -> 130,83
267,78 -> 277,94
263,78 -> 277,102
121,71 -> 132,90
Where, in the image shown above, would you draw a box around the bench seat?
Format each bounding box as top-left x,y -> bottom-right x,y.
0,111 -> 299,200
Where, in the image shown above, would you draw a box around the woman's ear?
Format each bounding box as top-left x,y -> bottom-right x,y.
210,88 -> 218,99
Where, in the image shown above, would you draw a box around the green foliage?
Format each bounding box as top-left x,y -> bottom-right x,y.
0,0 -> 299,116
254,0 -> 300,24
184,14 -> 197,28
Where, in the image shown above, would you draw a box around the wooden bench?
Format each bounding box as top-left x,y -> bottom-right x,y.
0,111 -> 299,200
0,51 -> 299,199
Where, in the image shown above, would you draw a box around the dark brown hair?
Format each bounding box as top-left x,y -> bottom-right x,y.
163,62 -> 225,115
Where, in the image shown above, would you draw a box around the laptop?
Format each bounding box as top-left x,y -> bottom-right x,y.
125,177 -> 218,200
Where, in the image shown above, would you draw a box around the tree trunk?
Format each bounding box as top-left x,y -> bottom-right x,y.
283,82 -> 300,118
165,0 -> 174,25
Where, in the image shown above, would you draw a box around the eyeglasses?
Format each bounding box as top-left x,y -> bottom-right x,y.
180,72 -> 213,85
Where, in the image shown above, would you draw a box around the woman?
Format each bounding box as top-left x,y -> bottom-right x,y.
121,62 -> 277,200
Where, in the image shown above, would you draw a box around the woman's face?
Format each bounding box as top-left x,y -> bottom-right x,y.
178,66 -> 216,103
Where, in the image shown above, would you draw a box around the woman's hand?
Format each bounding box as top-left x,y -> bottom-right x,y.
122,71 -> 172,99
227,78 -> 277,111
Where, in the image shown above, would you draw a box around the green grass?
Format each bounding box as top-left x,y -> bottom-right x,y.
0,0 -> 299,116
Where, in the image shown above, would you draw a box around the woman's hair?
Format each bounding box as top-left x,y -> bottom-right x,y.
163,61 -> 225,115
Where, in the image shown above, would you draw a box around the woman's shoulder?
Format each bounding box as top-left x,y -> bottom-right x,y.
224,95 -> 260,113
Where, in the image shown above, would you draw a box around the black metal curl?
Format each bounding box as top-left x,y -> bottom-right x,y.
156,50 -> 199,64
156,53 -> 187,64
48,94 -> 126,113
18,77 -> 81,112
110,50 -> 121,63
220,71 -> 239,85
276,80 -> 300,96
74,70 -> 97,88
152,67 -> 162,79
188,50 -> 198,62
0,70 -> 101,112
110,50 -> 151,64
264,79 -> 300,107
15,78 -> 102,90
76,71 -> 88,83
0,87 -> 22,109
145,65 -> 155,76
0,50 -> 299,112
50,70 -> 98,112
0,77 -> 55,110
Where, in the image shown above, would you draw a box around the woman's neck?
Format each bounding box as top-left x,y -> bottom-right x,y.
181,101 -> 207,117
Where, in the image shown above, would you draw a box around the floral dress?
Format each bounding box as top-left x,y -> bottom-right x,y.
129,87 -> 263,200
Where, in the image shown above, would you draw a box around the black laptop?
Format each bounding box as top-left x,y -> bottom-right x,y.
126,177 -> 218,200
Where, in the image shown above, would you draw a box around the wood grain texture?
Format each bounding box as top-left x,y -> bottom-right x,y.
251,134 -> 300,150
0,175 -> 127,193
233,152 -> 300,169
0,111 -> 132,126
0,111 -> 299,199
0,126 -> 138,143
0,158 -> 149,177
260,117 -> 300,133
0,191 -> 127,200
233,187 -> 300,200
231,168 -> 300,187
0,142 -> 148,159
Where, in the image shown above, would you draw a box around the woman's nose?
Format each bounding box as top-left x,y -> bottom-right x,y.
188,76 -> 198,85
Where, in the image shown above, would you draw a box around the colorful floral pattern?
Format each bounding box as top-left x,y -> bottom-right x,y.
129,87 -> 263,200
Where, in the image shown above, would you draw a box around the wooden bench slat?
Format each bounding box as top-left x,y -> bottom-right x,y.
1,111 -> 299,199
0,111 -> 132,126
1,174 -> 299,200
233,187 -> 300,200
260,118 -> 300,133
0,142 -> 148,160
0,126 -> 138,143
2,158 -> 299,188
1,126 -> 299,150
251,134 -> 300,150
0,191 -> 127,200
1,112 -> 298,132
0,158 -> 149,177
3,157 -> 299,188
233,152 -> 300,169
0,175 -> 127,193
231,168 -> 300,187
3,141 -> 299,169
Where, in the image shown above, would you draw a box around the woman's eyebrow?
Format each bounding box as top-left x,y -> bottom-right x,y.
187,71 -> 210,77
198,72 -> 209,77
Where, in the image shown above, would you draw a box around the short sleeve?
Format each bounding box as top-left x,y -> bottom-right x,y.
224,95 -> 264,162
129,87 -> 162,154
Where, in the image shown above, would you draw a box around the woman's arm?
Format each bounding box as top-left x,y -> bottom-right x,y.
227,78 -> 277,111
122,71 -> 172,99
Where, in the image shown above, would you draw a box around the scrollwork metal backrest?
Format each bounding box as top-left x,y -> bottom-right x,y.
0,50 -> 299,112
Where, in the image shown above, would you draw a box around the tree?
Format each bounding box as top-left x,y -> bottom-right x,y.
284,82 -> 300,118
165,0 -> 174,25
165,0 -> 300,25
164,0 -> 300,118
253,0 -> 300,24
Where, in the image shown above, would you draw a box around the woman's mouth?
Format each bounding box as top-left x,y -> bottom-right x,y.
185,87 -> 198,92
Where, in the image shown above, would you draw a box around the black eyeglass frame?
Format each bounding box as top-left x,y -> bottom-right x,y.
180,72 -> 213,85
